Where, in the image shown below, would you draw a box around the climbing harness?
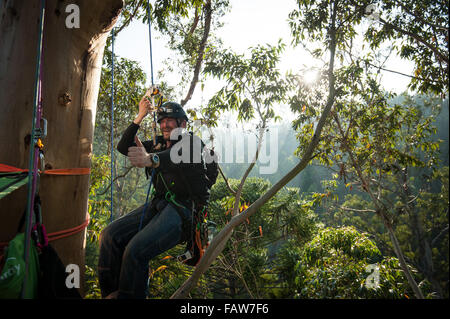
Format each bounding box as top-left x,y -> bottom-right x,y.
176,205 -> 211,266
157,172 -> 187,210
157,163 -> 215,267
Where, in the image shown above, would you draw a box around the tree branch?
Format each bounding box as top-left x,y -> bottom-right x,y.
114,0 -> 144,35
180,0 -> 212,106
378,17 -> 449,65
231,125 -> 265,217
340,206 -> 377,213
98,165 -> 134,196
218,164 -> 237,196
431,224 -> 449,247
343,47 -> 441,85
188,6 -> 200,36
395,0 -> 449,33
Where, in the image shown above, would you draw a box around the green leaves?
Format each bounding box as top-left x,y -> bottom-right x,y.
363,0 -> 449,94
203,177 -> 320,298
290,0 -> 448,94
291,226 -> 426,298
204,41 -> 288,125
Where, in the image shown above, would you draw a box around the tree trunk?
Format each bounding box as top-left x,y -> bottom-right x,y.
384,220 -> 424,299
404,186 -> 443,297
0,0 -> 123,296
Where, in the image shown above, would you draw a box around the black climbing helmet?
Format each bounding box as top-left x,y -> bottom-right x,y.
157,101 -> 189,124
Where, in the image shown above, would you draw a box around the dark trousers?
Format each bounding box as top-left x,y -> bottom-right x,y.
98,199 -> 191,299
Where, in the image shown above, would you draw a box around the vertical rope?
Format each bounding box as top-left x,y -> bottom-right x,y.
146,0 -> 154,86
22,0 -> 46,298
110,28 -> 115,223
145,0 -> 156,131
141,0 -> 156,231
146,1 -> 158,144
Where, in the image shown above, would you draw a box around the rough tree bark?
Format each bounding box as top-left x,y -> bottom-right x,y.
0,0 -> 123,295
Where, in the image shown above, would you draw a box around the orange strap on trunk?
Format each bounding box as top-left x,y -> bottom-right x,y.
46,214 -> 90,242
0,163 -> 90,175
0,214 -> 90,253
0,163 -> 91,254
0,163 -> 28,173
42,168 -> 91,175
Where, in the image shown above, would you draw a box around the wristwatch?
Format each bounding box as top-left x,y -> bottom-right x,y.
150,153 -> 160,168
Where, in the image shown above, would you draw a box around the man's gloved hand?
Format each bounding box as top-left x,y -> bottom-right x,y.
128,136 -> 152,168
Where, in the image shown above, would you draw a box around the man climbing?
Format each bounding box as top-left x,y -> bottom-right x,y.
98,90 -> 216,299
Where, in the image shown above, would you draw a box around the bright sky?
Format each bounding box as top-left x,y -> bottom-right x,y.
113,0 -> 414,124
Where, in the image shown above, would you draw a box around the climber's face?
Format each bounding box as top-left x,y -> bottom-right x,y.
159,117 -> 186,140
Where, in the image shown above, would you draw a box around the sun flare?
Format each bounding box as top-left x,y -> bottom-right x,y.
302,69 -> 319,85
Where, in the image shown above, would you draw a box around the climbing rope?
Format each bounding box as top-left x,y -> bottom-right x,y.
21,0 -> 46,298
137,0 -> 159,229
110,27 -> 115,223
146,0 -> 154,86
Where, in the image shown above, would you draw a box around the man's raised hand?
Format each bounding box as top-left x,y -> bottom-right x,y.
134,89 -> 154,125
128,136 -> 151,168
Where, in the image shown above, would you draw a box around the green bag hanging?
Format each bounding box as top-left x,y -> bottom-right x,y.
0,233 -> 40,299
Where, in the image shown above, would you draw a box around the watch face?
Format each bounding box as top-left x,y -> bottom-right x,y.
152,154 -> 160,164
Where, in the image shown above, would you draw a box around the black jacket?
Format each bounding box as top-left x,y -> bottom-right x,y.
117,122 -> 211,207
